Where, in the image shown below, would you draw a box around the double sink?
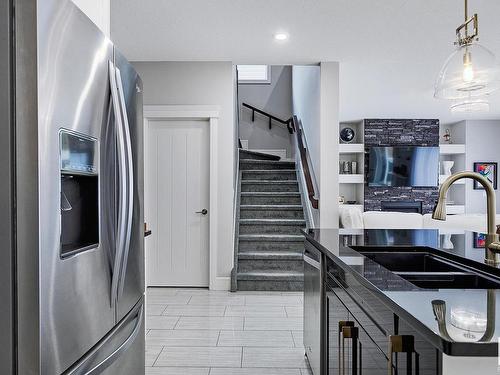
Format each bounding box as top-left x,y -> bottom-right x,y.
357,249 -> 500,289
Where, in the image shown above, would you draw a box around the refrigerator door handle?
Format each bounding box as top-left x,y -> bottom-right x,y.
63,303 -> 144,375
109,60 -> 128,307
114,67 -> 134,299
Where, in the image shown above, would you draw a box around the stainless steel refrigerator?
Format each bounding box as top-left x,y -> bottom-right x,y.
0,0 -> 145,373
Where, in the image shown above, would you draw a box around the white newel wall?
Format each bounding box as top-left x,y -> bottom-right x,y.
71,0 -> 110,36
292,63 -> 340,228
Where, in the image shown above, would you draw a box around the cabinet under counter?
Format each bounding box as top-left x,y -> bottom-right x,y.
303,228 -> 500,375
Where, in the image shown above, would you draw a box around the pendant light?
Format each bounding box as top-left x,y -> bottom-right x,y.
434,0 -> 500,111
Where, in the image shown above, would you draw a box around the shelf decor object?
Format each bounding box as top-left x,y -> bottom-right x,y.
473,162 -> 498,190
442,160 -> 455,176
434,0 -> 500,113
340,127 -> 356,143
443,128 -> 452,144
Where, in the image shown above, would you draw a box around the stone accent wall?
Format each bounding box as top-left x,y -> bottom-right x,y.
364,187 -> 439,213
364,119 -> 440,214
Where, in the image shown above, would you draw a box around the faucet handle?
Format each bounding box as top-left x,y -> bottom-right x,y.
488,241 -> 500,253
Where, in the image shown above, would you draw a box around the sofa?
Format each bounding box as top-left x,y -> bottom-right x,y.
339,205 -> 498,233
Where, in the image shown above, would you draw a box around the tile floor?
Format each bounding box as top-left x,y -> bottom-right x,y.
145,287 -> 312,375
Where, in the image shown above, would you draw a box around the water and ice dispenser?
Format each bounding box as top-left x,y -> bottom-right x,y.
60,131 -> 99,258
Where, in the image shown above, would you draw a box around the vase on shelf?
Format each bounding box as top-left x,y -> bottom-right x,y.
442,161 -> 455,176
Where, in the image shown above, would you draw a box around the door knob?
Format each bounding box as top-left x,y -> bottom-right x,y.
196,209 -> 208,215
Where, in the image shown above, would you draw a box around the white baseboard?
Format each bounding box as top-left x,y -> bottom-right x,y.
210,277 -> 231,291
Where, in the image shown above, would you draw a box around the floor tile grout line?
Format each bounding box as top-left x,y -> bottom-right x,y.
150,345 -> 164,367
160,304 -> 168,316
172,316 -> 181,330
216,330 -> 221,346
290,329 -> 297,348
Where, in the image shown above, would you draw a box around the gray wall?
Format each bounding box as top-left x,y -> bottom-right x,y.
238,66 -> 293,157
465,120 -> 500,214
132,61 -> 235,285
292,65 -> 321,183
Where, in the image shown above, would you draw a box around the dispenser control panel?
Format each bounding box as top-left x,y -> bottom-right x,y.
60,131 -> 98,175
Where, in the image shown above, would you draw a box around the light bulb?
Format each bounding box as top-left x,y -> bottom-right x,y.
462,51 -> 474,83
463,63 -> 474,82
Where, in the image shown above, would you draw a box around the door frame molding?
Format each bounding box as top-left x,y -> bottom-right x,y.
144,105 -> 222,290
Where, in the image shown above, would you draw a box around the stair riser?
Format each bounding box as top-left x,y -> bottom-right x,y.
239,224 -> 305,235
238,241 -> 304,252
237,280 -> 303,291
241,183 -> 299,192
241,196 -> 302,205
238,259 -> 304,273
242,171 -> 296,181
240,162 -> 295,171
240,209 -> 304,219
239,151 -> 280,161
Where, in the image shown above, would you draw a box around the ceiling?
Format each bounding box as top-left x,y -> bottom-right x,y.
111,0 -> 500,124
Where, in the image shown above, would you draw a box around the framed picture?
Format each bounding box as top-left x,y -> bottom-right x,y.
473,232 -> 487,248
473,162 -> 498,190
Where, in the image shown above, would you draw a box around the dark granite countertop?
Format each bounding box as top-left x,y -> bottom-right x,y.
303,228 -> 500,356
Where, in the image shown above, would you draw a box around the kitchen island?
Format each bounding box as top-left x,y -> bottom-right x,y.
303,228 -> 500,375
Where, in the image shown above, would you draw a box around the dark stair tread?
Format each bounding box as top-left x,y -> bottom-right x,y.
241,180 -> 298,184
241,193 -> 300,198
242,169 -> 296,173
237,271 -> 304,281
240,204 -> 304,210
239,251 -> 303,260
240,160 -> 295,166
239,234 -> 304,242
239,149 -> 281,161
239,219 -> 306,225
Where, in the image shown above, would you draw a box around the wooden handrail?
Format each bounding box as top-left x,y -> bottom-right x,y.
242,102 -> 293,134
291,115 -> 319,209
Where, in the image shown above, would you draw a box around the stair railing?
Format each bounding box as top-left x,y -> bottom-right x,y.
291,115 -> 319,210
242,102 -> 294,134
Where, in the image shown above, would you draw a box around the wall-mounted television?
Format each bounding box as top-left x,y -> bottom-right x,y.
368,146 -> 439,187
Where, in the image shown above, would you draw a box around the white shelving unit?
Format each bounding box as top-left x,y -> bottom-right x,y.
339,122 -> 365,208
439,121 -> 467,214
439,144 -> 466,155
339,174 -> 364,184
339,143 -> 364,154
336,121 -> 469,217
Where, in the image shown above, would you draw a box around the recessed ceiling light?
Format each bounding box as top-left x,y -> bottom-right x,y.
274,33 -> 289,41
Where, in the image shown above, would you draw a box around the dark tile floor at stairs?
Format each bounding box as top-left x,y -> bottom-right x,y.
236,149 -> 306,291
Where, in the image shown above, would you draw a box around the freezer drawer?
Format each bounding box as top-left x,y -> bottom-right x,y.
63,298 -> 145,375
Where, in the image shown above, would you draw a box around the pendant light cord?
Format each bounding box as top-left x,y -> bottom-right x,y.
464,0 -> 468,37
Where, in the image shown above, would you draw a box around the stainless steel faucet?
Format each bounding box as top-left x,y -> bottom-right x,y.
433,171 -> 500,265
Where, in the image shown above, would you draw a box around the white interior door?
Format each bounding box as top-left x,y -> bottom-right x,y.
146,119 -> 210,286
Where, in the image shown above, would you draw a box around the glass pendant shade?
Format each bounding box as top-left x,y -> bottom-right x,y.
450,98 -> 490,113
435,43 -> 500,100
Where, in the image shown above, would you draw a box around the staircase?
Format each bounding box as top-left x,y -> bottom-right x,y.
233,149 -> 306,291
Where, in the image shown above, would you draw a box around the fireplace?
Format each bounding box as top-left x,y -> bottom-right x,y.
381,200 -> 423,214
